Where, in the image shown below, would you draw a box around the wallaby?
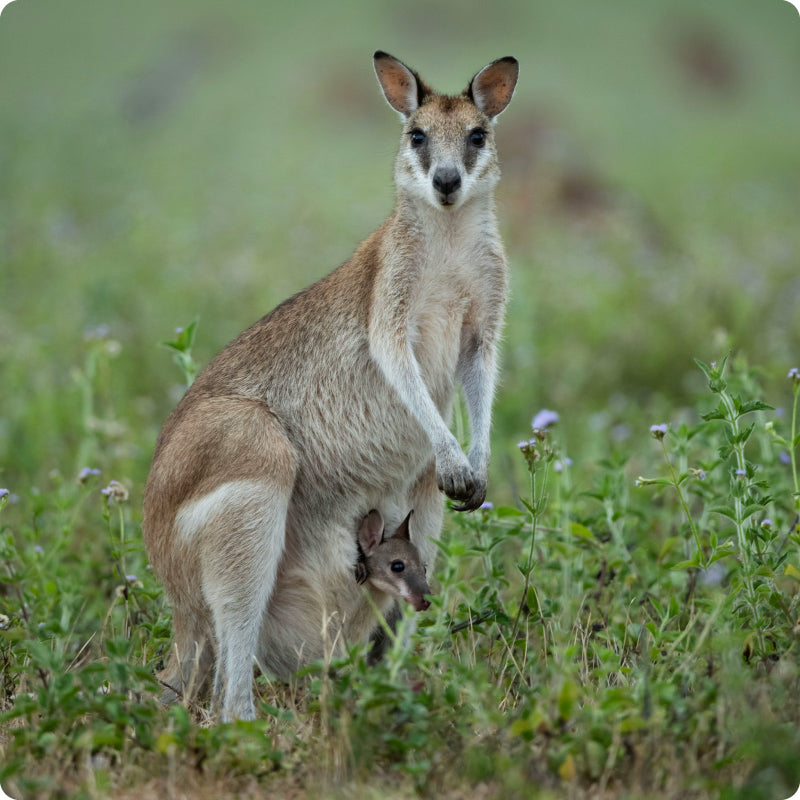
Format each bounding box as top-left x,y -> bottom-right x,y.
143,50 -> 518,722
355,510 -> 431,613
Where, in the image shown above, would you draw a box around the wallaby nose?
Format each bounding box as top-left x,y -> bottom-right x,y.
432,168 -> 462,200
414,595 -> 431,612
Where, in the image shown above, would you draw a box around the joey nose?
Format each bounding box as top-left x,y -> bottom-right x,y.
432,168 -> 462,201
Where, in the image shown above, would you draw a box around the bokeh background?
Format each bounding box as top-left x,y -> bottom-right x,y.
1,0 -> 799,500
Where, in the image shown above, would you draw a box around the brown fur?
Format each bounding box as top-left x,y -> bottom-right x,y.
143,51 -> 518,721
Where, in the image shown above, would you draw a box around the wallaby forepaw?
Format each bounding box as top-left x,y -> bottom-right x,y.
436,450 -> 481,506
449,478 -> 487,512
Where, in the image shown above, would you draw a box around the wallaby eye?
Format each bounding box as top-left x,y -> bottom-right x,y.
390,560 -> 405,573
469,129 -> 486,148
409,129 -> 427,148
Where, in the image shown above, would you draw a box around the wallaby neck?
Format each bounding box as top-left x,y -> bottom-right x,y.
390,190 -> 499,249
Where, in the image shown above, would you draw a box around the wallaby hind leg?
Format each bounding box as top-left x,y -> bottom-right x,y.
173,402 -> 298,722
156,609 -> 215,707
200,484 -> 292,721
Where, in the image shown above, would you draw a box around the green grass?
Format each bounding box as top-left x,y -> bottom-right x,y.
2,1 -> 800,797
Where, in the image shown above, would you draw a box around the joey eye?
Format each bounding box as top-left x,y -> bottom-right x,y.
469,129 -> 486,148
409,129 -> 427,148
390,560 -> 405,573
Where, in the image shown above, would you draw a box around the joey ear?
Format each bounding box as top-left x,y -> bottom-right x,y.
467,56 -> 519,119
358,509 -> 385,553
394,510 -> 414,542
374,51 -> 430,118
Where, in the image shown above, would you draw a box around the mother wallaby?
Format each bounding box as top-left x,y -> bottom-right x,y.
143,51 -> 518,721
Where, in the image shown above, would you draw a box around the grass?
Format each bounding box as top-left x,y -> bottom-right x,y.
2,355 -> 799,799
2,0 -> 800,797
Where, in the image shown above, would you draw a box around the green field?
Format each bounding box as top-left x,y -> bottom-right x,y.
2,1 -> 800,798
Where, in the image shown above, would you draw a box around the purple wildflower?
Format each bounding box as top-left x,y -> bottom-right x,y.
779,452 -> 791,466
101,480 -> 129,503
479,501 -> 493,510
532,409 -> 559,430
650,424 -> 668,440
78,467 -> 101,484
788,367 -> 800,381
735,469 -> 747,477
699,563 -> 725,588
554,457 -> 573,473
760,518 -> 773,528
518,438 -> 541,465
125,574 -> 138,582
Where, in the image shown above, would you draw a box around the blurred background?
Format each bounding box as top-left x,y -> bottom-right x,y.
1,0 -> 799,501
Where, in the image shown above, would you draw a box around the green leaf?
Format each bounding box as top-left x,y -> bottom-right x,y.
161,319 -> 198,354
701,401 -> 727,422
520,499 -> 536,515
742,503 -> 765,521
570,522 -> 597,542
526,586 -> 539,615
672,558 -> 702,570
658,537 -> 682,560
739,400 -> 774,415
784,564 -> 800,581
648,596 -> 665,617
494,505 -> 525,518
667,595 -> 680,619
558,679 -> 579,721
510,717 -> 535,740
724,423 -> 754,446
637,477 -> 676,488
694,358 -> 714,382
710,505 -> 737,521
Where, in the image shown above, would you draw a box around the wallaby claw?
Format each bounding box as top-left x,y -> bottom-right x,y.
437,467 -> 473,503
449,479 -> 487,512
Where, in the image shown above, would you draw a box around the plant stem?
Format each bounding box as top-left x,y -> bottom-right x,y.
659,441 -> 705,567
790,382 -> 799,511
509,464 -> 540,653
718,389 -> 764,652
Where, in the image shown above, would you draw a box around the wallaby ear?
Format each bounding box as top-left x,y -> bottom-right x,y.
374,51 -> 430,118
358,509 -> 385,553
467,56 -> 519,119
394,510 -> 414,542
